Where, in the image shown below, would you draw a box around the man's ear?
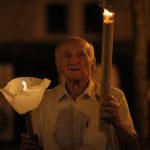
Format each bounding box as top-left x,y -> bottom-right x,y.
56,59 -> 61,73
91,59 -> 96,72
56,65 -> 61,74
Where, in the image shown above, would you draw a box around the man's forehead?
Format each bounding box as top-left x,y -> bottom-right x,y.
61,41 -> 85,48
58,42 -> 87,52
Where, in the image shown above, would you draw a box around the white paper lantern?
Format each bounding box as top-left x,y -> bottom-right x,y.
0,77 -> 51,114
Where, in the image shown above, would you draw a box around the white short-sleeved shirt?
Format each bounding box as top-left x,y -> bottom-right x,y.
31,80 -> 136,150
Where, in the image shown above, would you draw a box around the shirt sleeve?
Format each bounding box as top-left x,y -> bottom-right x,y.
118,92 -> 137,135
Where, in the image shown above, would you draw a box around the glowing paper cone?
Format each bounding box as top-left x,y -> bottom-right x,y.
0,77 -> 51,114
0,77 -> 51,135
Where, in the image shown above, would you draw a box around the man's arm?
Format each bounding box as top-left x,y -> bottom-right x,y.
100,95 -> 141,150
114,122 -> 140,150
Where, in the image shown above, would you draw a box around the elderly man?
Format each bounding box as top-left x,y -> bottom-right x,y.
20,36 -> 140,150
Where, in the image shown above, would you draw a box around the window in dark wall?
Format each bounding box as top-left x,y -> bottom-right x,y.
46,3 -> 68,33
84,3 -> 103,33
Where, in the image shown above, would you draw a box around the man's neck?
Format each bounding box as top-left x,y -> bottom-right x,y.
65,77 -> 90,100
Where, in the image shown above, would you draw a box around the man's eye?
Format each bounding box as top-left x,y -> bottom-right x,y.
64,54 -> 71,59
78,53 -> 85,57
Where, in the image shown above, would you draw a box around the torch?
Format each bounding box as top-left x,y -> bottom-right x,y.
0,77 -> 51,137
99,5 -> 119,150
100,9 -> 114,100
25,111 -> 33,136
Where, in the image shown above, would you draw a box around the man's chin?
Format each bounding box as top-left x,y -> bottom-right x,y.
67,75 -> 82,81
69,77 -> 82,81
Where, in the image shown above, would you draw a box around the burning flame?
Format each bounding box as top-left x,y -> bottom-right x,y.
22,81 -> 27,91
103,9 -> 114,24
103,9 -> 113,17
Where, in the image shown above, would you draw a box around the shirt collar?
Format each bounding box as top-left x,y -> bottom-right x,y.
80,79 -> 95,98
55,84 -> 69,102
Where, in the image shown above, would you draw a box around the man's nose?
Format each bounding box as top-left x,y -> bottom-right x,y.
70,56 -> 79,64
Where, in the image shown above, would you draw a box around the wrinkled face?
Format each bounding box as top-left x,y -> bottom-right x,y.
57,42 -> 95,82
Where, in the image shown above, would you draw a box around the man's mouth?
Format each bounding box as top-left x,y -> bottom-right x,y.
70,68 -> 80,71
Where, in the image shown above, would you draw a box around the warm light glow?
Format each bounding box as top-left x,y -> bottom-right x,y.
103,9 -> 113,17
22,81 -> 27,91
103,9 -> 114,24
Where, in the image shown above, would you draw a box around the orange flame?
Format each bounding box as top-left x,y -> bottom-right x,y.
103,9 -> 114,24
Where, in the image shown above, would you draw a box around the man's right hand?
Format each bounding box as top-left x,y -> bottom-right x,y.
20,133 -> 43,150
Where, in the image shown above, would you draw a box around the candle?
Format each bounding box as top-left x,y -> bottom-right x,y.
100,8 -> 114,99
25,111 -> 33,136
100,9 -> 119,150
22,80 -> 33,136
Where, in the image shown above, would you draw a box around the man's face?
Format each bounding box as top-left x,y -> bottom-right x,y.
58,42 -> 93,82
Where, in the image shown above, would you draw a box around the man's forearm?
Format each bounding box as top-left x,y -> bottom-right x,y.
114,124 -> 141,150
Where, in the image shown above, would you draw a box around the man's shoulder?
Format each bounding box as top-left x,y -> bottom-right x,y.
110,86 -> 124,94
93,82 -> 124,95
110,87 -> 125,104
94,82 -> 125,102
44,84 -> 63,97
